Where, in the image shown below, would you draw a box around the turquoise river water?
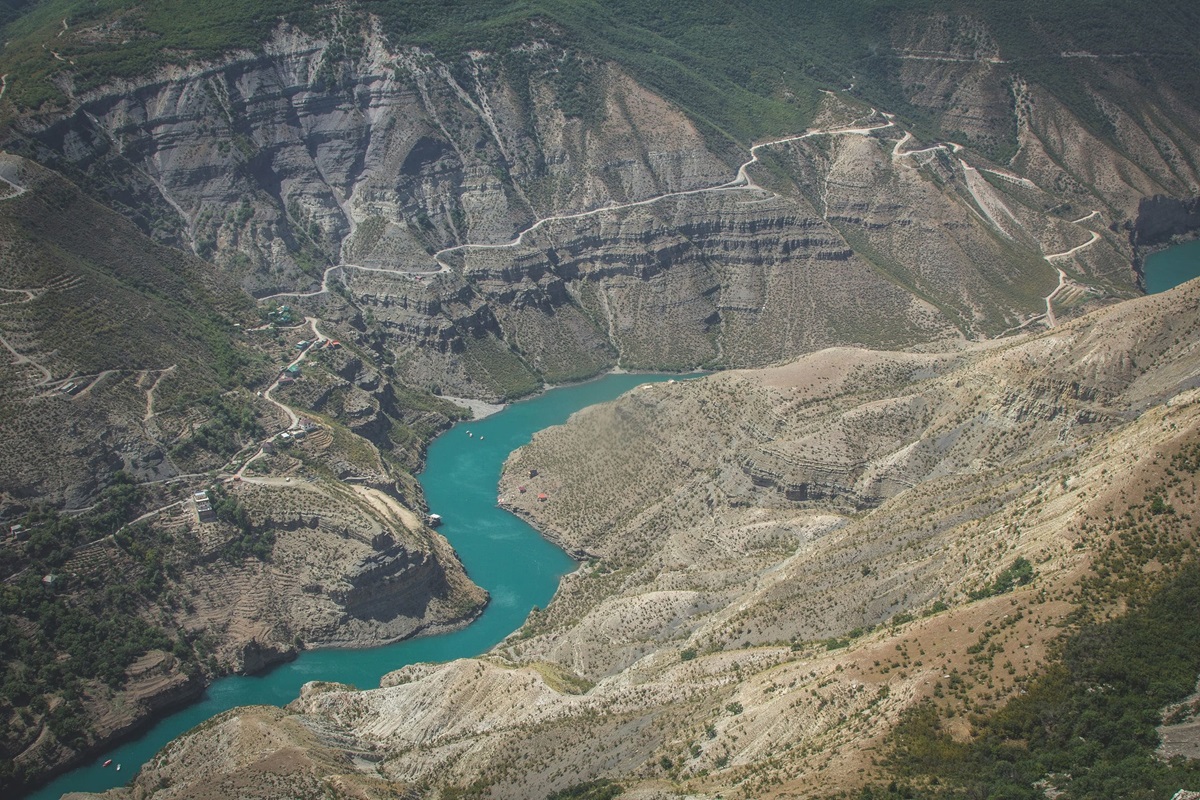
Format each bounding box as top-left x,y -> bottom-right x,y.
30,372 -> 684,800
1144,237 -> 1200,294
27,237 -> 1199,799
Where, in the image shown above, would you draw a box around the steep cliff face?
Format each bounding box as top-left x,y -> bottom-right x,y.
1134,195 -> 1200,247
8,8 -> 1200,795
14,22 -> 728,296
10,19 -> 1198,399
177,479 -> 487,653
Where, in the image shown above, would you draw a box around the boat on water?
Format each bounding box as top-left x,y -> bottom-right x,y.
102,759 -> 112,768
115,764 -> 121,771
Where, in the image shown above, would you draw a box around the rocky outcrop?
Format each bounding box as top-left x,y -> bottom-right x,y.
1134,194 -> 1200,247
236,638 -> 296,675
333,545 -> 447,626
202,480 -> 487,651
1,468 -> 486,795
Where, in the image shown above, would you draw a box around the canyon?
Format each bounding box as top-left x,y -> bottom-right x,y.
10,14 -> 1200,405
1,2 -> 1200,797
88,275 -> 1200,800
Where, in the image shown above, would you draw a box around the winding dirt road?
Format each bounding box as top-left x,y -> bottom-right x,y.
142,365 -> 177,421
238,317 -> 329,476
1039,229 -> 1102,328
262,317 -> 327,428
0,169 -> 27,201
888,126 -> 1104,331
1042,268 -> 1068,327
262,110 -> 899,304
0,286 -> 53,386
0,287 -> 40,305
250,100 -> 1107,337
1045,230 -> 1101,263
0,330 -> 52,385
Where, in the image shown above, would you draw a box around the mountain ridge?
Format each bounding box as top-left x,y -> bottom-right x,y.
1,2 -> 1200,796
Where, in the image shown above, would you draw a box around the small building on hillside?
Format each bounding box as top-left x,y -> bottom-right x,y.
193,490 -> 216,523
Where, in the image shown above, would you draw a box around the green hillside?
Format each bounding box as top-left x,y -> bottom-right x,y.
0,163 -> 259,397
3,0 -> 1199,150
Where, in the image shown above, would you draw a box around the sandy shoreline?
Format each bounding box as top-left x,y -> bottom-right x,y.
442,395 -> 507,420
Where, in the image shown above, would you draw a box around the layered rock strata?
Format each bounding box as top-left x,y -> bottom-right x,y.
87,279 -> 1200,800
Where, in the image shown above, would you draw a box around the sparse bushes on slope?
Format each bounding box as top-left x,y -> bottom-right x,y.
546,778 -> 624,800
169,392 -> 265,468
888,564 -> 1200,799
968,556 -> 1034,600
881,443 -> 1200,799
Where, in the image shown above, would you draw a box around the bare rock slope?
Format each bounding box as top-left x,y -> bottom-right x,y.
12,19 -> 1200,398
88,279 -> 1200,800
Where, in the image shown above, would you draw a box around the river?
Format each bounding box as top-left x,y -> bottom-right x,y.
1144,238 -> 1200,294
29,372 -> 686,800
